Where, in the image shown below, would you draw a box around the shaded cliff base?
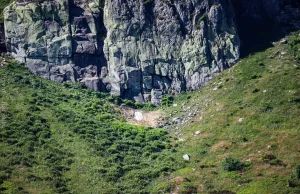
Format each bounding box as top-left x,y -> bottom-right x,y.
232,0 -> 300,57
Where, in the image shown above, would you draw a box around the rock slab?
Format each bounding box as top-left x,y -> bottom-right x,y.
4,0 -> 240,103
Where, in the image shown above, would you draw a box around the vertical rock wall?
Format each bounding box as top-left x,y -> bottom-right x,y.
4,0 -> 107,90
4,0 -> 240,104
103,0 -> 239,103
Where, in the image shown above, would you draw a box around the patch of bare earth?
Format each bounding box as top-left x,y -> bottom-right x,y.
117,105 -> 164,127
170,176 -> 184,194
210,141 -> 232,152
0,105 -> 9,111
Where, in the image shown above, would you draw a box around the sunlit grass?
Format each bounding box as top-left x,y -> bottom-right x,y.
160,33 -> 300,193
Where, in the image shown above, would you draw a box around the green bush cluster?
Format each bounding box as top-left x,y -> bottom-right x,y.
262,154 -> 284,166
288,32 -> 300,61
0,62 -> 184,193
161,95 -> 175,107
222,157 -> 248,172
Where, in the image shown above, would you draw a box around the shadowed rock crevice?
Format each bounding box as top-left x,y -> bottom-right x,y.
231,0 -> 300,57
0,24 -> 6,53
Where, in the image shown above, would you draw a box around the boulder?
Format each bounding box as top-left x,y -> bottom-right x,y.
183,154 -> 190,161
134,112 -> 143,122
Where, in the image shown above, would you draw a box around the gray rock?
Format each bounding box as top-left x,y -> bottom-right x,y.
172,117 -> 181,123
4,0 -> 240,104
4,0 -> 107,90
281,52 -> 287,55
151,89 -> 163,106
183,154 -> 190,161
280,39 -> 287,44
195,131 -> 201,135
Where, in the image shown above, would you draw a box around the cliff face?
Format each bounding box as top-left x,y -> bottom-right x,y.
4,0 -> 106,91
4,0 -> 240,103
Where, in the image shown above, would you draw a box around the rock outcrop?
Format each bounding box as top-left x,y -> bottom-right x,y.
4,0 -> 240,103
4,0 -> 107,91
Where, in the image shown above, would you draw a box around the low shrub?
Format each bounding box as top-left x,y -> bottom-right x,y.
222,157 -> 247,171
179,182 -> 197,194
262,154 -> 284,166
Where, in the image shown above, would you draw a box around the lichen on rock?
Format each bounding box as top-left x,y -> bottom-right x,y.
4,0 -> 240,103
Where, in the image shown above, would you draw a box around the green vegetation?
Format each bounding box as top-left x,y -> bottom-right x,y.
0,25 -> 299,193
158,33 -> 300,193
0,63 -> 185,193
288,32 -> 300,60
0,0 -> 13,23
222,157 -> 248,172
161,94 -> 175,107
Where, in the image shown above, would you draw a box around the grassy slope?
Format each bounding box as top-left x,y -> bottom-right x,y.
0,62 -> 185,193
0,31 -> 299,194
158,33 -> 300,193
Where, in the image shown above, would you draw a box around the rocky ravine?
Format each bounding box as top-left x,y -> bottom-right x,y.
4,0 -> 241,104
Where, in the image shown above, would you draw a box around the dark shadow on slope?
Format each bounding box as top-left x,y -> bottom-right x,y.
237,19 -> 285,57
231,0 -> 299,57
0,24 -> 6,53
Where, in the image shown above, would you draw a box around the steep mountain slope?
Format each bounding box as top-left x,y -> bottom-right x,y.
156,32 -> 300,193
0,61 -> 185,193
232,0 -> 300,57
0,32 -> 299,193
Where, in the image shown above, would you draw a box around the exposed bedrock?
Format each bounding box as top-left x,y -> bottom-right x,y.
4,0 -> 240,103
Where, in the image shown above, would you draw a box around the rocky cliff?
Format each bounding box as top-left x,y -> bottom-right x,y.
3,0 -> 240,104
3,0 -> 300,103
